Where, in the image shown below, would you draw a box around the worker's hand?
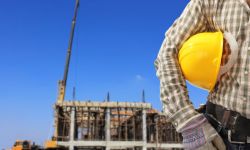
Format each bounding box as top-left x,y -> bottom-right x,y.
195,136 -> 226,150
179,115 -> 226,150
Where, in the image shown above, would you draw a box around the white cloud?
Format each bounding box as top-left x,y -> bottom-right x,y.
136,74 -> 144,80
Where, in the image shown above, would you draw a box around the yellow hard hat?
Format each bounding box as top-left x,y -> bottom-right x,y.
178,32 -> 238,91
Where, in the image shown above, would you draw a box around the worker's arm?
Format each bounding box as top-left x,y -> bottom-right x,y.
155,0 -> 208,131
155,0 -> 227,148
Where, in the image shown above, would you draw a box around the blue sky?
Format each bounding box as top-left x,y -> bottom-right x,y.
0,0 -> 208,148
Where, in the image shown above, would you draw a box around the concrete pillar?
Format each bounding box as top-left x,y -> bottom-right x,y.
155,116 -> 159,144
105,107 -> 111,150
142,109 -> 147,150
155,116 -> 159,147
53,107 -> 58,139
69,107 -> 75,150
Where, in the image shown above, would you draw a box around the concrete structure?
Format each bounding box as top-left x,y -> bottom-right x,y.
52,100 -> 183,150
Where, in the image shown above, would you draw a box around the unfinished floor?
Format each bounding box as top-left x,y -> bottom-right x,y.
52,101 -> 183,150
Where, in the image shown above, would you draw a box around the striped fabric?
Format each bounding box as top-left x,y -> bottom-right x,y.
155,0 -> 250,131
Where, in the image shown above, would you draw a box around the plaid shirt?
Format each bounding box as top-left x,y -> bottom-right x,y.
155,0 -> 250,131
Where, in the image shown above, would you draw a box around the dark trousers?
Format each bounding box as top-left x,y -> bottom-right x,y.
222,137 -> 250,150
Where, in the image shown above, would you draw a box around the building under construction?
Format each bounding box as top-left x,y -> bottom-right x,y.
51,96 -> 183,150
45,0 -> 183,149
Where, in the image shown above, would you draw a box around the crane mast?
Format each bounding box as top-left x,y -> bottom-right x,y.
57,0 -> 79,103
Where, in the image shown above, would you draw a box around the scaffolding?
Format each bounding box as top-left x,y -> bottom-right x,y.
53,101 -> 183,150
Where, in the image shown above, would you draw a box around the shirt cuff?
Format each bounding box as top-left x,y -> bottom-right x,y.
169,105 -> 201,132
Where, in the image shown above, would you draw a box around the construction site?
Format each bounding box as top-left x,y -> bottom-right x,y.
11,0 -> 183,150
48,94 -> 183,150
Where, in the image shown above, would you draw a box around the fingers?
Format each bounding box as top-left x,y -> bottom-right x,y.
195,139 -> 225,150
211,136 -> 226,150
196,142 -> 217,150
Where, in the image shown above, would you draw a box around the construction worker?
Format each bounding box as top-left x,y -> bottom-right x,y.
154,0 -> 250,149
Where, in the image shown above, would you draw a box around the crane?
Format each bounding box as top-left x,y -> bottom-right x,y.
44,0 -> 80,149
57,0 -> 79,103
